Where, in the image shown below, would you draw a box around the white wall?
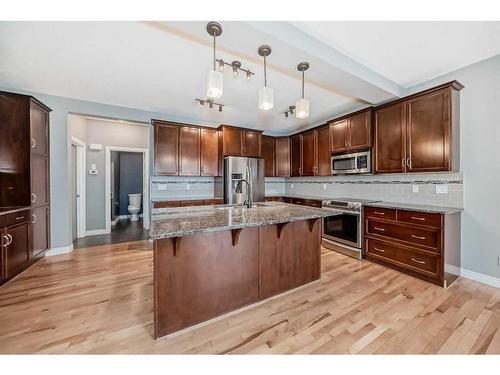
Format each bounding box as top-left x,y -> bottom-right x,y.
408,54 -> 500,279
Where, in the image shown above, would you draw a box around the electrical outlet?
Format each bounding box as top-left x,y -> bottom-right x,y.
186,184 -> 190,190
290,183 -> 294,189
412,185 -> 419,193
323,184 -> 327,190
157,184 -> 167,191
435,185 -> 448,194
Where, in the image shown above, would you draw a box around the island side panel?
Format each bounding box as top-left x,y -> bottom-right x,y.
154,228 -> 260,338
259,219 -> 321,300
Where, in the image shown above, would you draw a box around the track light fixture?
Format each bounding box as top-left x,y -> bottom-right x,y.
196,98 -> 224,112
215,59 -> 254,80
283,105 -> 295,118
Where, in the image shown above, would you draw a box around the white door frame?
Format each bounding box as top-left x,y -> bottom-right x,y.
71,136 -> 87,239
105,146 -> 150,234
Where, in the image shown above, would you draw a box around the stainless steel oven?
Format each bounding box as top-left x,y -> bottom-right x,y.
331,150 -> 371,175
321,198 -> 379,260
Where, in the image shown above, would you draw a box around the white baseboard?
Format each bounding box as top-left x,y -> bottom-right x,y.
46,244 -> 73,256
85,229 -> 108,236
446,264 -> 500,289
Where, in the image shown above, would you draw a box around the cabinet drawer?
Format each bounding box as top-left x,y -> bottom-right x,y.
203,199 -> 224,205
302,199 -> 322,208
291,198 -> 305,205
365,207 -> 396,221
366,239 -> 439,277
397,210 -> 442,228
2,209 -> 31,227
153,201 -> 181,208
180,200 -> 205,207
366,219 -> 440,251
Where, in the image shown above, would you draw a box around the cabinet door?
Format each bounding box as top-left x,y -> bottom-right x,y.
32,206 -> 49,257
301,130 -> 316,176
348,111 -> 372,151
178,126 -> 200,176
0,228 -> 6,280
330,119 -> 348,154
275,137 -> 290,177
406,88 -> 451,172
222,127 -> 243,156
290,134 -> 302,176
261,135 -> 275,177
374,102 -> 406,173
5,222 -> 30,278
30,101 -> 49,157
316,126 -> 331,176
243,130 -> 261,157
31,156 -> 49,207
154,124 -> 179,175
200,128 -> 218,176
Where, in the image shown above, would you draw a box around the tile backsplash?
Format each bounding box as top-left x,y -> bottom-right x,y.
285,172 -> 463,208
151,172 -> 463,208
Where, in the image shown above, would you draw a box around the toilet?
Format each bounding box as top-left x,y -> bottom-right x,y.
127,193 -> 142,222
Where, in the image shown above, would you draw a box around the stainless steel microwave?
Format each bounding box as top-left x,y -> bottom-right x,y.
331,151 -> 371,175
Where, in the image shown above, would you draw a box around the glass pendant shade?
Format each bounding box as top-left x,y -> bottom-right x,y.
295,98 -> 310,119
206,70 -> 223,99
258,86 -> 274,110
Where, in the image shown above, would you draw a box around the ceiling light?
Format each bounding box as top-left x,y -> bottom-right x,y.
282,105 -> 295,118
295,62 -> 310,120
209,100 -> 214,109
218,104 -> 223,112
206,22 -> 223,99
199,100 -> 204,107
196,98 -> 223,112
232,61 -> 241,77
258,45 -> 273,111
246,71 -> 251,81
218,59 -> 225,71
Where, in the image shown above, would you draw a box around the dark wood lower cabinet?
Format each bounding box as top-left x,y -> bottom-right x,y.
4,221 -> 31,279
153,199 -> 223,208
31,205 -> 49,257
154,219 -> 322,338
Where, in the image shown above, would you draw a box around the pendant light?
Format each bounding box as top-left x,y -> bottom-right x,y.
295,62 -> 310,119
206,22 -> 223,99
258,45 -> 273,111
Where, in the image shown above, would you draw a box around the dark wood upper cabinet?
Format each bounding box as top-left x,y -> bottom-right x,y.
301,130 -> 316,176
290,134 -> 302,176
374,82 -> 462,174
261,135 -> 275,177
178,126 -> 200,176
200,128 -> 218,177
275,137 -> 290,177
406,88 -> 452,172
374,102 -> 406,173
243,130 -> 261,157
348,110 -> 372,151
330,119 -> 348,154
154,122 -> 179,176
30,102 -> 49,157
31,156 -> 50,207
316,126 -> 331,176
221,126 -> 243,156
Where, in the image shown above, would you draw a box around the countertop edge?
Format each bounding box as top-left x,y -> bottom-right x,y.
365,202 -> 463,215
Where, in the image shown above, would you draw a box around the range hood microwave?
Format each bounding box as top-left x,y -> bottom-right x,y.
331,150 -> 372,175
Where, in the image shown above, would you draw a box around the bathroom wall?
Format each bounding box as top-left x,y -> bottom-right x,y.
118,152 -> 143,215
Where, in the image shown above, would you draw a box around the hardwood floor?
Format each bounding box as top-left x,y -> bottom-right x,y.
0,240 -> 499,354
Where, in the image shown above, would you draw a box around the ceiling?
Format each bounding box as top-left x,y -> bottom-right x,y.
1,21 -> 499,134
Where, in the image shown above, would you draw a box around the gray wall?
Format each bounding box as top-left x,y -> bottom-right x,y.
118,152 -> 143,215
69,116 -> 149,231
408,54 -> 500,279
111,151 -> 120,220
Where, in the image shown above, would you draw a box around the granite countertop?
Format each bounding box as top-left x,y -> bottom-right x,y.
0,206 -> 31,216
266,194 -> 328,201
151,196 -> 223,202
150,201 -> 334,240
365,201 -> 463,214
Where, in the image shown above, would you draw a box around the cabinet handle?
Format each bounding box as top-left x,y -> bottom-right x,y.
6,234 -> 13,246
374,227 -> 385,232
374,247 -> 385,253
402,158 -> 405,168
406,158 -> 411,168
32,138 -> 36,149
32,214 -> 37,224
298,167 -> 302,175
31,193 -> 37,203
410,216 -> 426,221
2,235 -> 8,247
411,258 -> 426,265
373,211 -> 385,215
411,234 -> 426,240
16,216 -> 25,220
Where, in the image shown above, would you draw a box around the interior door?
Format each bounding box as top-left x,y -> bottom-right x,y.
374,102 -> 406,173
71,144 -> 78,240
406,88 -> 451,172
330,119 -> 348,154
178,126 -> 200,176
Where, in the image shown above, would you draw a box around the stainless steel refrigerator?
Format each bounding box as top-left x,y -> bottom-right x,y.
220,156 -> 265,205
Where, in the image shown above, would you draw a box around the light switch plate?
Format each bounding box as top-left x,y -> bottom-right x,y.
412,185 -> 419,193
435,185 -> 448,194
157,184 -> 167,191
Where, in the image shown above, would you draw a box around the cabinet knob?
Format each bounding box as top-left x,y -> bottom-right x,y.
31,138 -> 36,149
2,235 -> 9,247
32,214 -> 37,224
31,193 -> 37,203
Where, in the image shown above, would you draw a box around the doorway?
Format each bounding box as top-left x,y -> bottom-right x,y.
70,136 -> 86,240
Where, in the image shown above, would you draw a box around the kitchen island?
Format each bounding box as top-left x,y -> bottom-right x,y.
150,201 -> 333,338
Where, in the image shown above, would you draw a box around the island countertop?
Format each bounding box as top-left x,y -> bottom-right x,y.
150,201 -> 333,240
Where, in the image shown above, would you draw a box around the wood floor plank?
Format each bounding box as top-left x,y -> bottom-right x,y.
0,240 -> 499,354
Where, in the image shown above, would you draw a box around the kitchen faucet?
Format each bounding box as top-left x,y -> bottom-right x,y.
235,179 -> 252,208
